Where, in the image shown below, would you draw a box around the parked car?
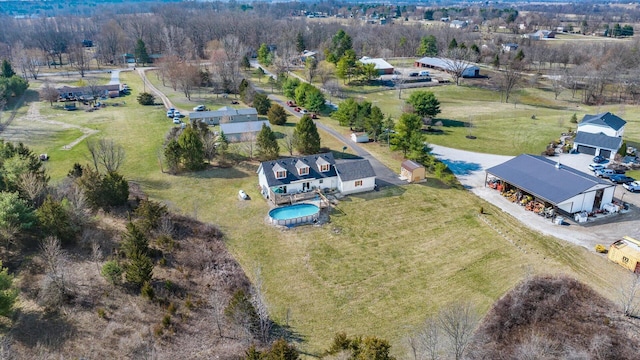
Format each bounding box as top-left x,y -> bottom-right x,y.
167,108 -> 175,118
173,117 -> 181,124
294,107 -> 301,112
409,72 -> 419,77
174,110 -> 182,118
300,109 -> 308,114
593,155 -> 607,164
286,100 -> 296,107
588,163 -> 605,172
419,70 -> 430,76
609,174 -> 635,184
311,113 -> 319,119
623,181 -> 640,192
193,105 -> 206,111
595,168 -> 616,178
238,190 -> 248,200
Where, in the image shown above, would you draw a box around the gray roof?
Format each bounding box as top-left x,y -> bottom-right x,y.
580,112 -> 626,131
486,154 -> 611,204
258,153 -> 337,187
189,106 -> 257,120
415,57 -> 479,72
574,132 -> 622,150
359,57 -> 394,70
220,120 -> 269,135
334,159 -> 376,181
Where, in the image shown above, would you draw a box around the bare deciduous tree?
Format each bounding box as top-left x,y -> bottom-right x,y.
251,267 -> 272,344
283,128 -> 295,156
39,236 -> 68,310
438,302 -> 478,360
441,47 -> 474,86
86,138 -> 126,173
499,59 -> 524,103
40,81 -> 60,106
618,274 -> 640,317
18,172 -> 47,207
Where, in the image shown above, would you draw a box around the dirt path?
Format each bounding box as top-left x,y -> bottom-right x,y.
22,103 -> 99,150
137,68 -> 176,111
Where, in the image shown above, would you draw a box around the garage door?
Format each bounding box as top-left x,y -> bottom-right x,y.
577,145 -> 596,155
600,149 -> 612,158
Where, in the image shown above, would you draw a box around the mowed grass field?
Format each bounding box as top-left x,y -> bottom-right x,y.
2,69 -> 637,357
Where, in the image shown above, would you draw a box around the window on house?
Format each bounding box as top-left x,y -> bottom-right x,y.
276,170 -> 287,179
355,180 -> 363,187
320,164 -> 330,172
319,179 -> 323,184
299,167 -> 309,175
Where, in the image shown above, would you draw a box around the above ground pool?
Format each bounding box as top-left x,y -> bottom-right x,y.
269,203 -> 320,226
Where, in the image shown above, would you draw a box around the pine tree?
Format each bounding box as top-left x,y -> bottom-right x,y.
253,92 -> 271,115
293,115 -> 320,155
134,39 -> 150,65
1,59 -> 15,78
257,43 -> 271,66
178,125 -> 205,171
125,251 -> 153,288
296,32 -> 305,53
256,124 -> 280,161
0,261 -> 18,318
267,104 -> 287,125
121,222 -> 149,259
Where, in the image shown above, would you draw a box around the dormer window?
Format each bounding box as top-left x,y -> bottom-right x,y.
273,163 -> 287,179
295,160 -> 309,176
316,157 -> 331,172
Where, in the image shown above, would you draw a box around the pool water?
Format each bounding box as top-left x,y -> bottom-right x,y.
269,204 -> 319,220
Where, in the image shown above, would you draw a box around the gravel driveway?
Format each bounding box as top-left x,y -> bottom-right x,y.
430,145 -> 640,250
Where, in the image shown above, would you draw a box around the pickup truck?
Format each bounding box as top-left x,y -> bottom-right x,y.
623,181 -> 640,192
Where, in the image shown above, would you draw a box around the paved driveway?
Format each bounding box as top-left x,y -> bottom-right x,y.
429,146 -> 640,250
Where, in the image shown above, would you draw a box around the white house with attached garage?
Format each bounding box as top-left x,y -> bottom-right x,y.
257,153 -> 376,203
572,112 -> 626,159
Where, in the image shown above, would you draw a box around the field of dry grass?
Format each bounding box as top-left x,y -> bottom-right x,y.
1,64 -> 638,358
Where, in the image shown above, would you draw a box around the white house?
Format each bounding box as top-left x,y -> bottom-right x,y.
578,112 -> 626,137
257,153 -> 376,202
572,112 -> 626,159
486,154 -> 616,214
189,106 -> 258,125
220,120 -> 270,142
450,20 -> 468,29
335,160 -> 376,195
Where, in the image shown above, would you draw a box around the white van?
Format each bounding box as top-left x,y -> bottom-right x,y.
419,70 -> 430,77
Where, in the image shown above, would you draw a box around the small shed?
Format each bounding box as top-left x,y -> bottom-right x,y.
351,133 -> 369,143
608,236 -> 640,273
401,160 -> 425,183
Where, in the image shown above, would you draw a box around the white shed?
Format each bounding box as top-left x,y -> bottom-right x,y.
351,133 -> 369,143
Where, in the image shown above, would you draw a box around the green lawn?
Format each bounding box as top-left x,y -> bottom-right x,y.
4,68 -> 637,357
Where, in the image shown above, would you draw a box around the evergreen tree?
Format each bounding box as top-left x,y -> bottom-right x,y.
296,32 -> 305,53
178,125 -> 205,171
0,261 -> 18,318
257,43 -> 271,66
417,35 -> 438,57
256,124 -> 280,161
514,49 -> 525,62
267,104 -> 287,125
293,115 -> 321,155
282,77 -> 301,99
121,222 -> 149,259
241,55 -> 251,69
136,92 -> 155,105
407,91 -> 441,118
0,192 -> 36,237
164,139 -> 182,174
492,54 -> 500,69
448,38 -> 458,50
100,171 -> 129,207
391,113 -> 423,156
125,251 -> 153,289
365,106 -> 384,142
305,88 -> 325,113
253,92 -> 271,115
325,29 -> 353,64
134,39 -> 150,65
36,195 -> 76,245
0,59 -> 15,78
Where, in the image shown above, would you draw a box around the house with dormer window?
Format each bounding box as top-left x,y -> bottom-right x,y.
257,153 -> 376,203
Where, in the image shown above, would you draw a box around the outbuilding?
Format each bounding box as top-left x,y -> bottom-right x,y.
608,236 -> 640,273
358,57 -> 394,75
486,154 -> 616,215
351,132 -> 369,143
400,160 -> 425,183
220,120 -> 269,142
414,57 -> 480,78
